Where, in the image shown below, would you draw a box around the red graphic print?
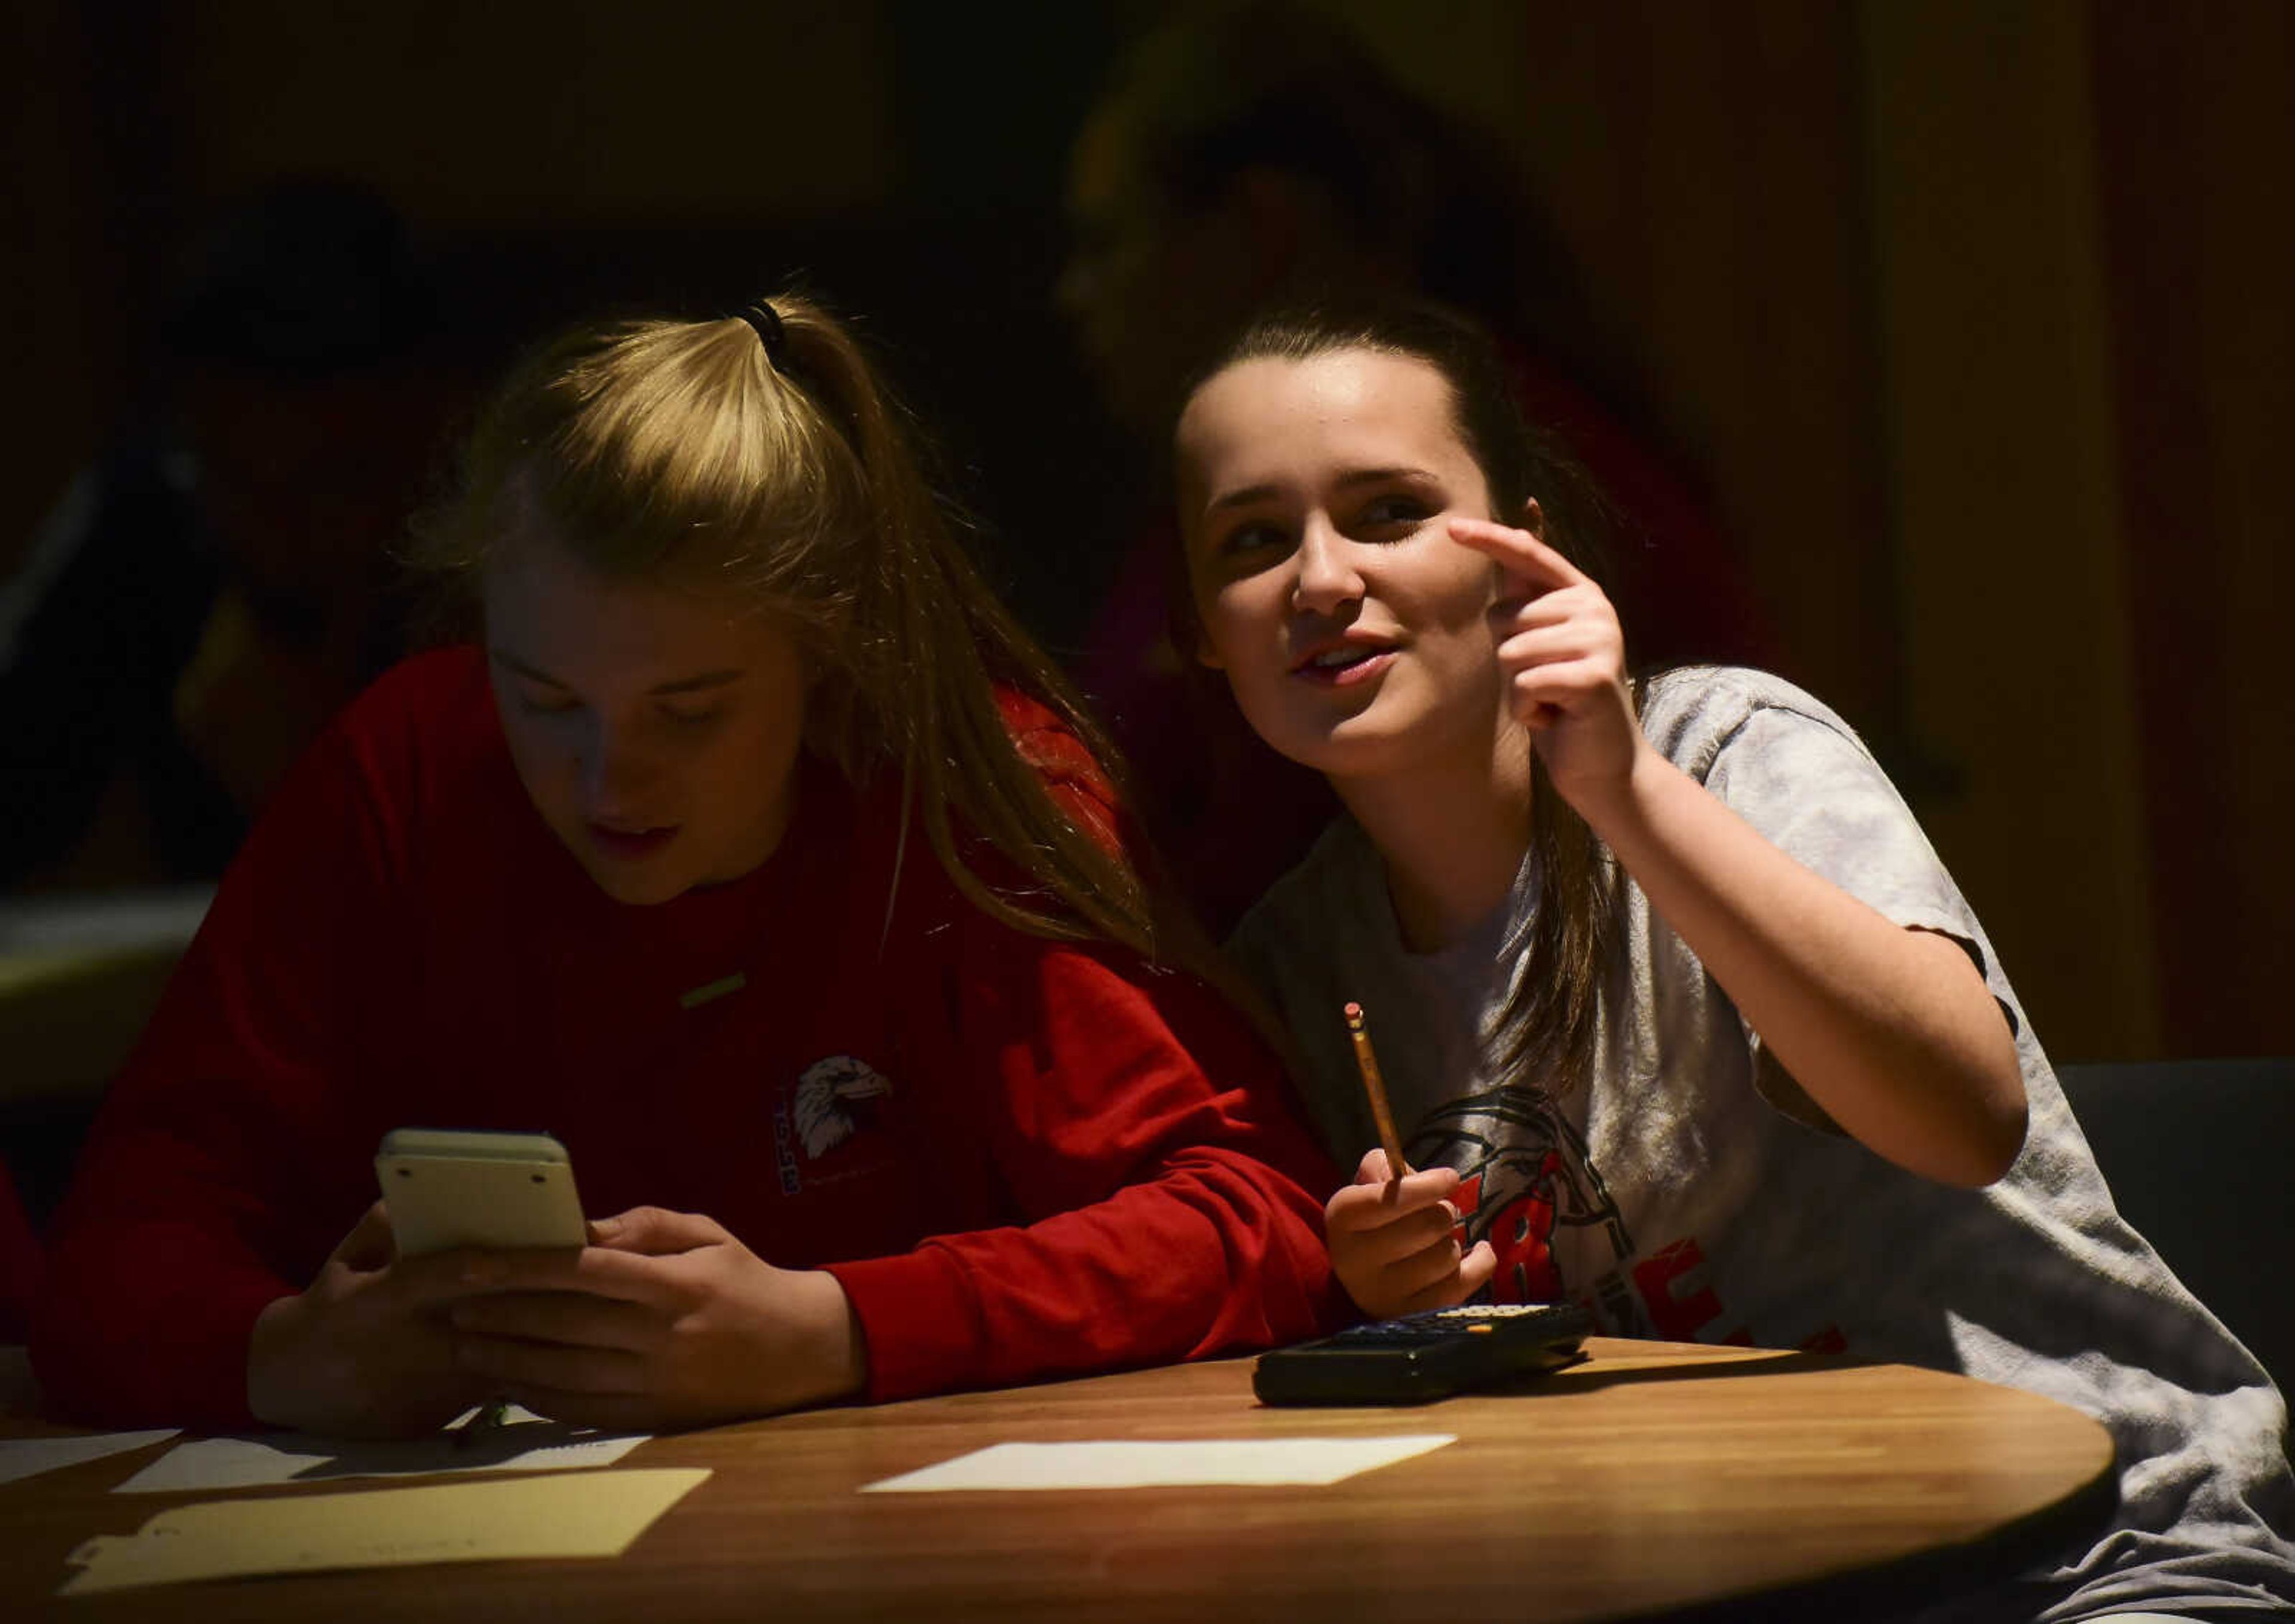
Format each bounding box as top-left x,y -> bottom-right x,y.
1483,1152 -> 1564,1303
1632,1237 -> 1727,1342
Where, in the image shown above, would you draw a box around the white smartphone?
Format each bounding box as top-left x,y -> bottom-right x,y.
374,1128 -> 588,1258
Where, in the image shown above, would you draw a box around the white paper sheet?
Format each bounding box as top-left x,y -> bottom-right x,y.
61,1467 -> 709,1595
112,1406 -> 647,1494
860,1433 -> 1455,1493
0,1429 -> 176,1487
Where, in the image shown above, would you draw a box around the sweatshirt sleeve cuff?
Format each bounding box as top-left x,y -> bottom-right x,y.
189,1274 -> 294,1432
33,1265 -> 288,1432
819,1247 -> 985,1405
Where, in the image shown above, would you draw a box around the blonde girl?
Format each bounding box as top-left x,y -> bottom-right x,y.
33,293 -> 1340,1436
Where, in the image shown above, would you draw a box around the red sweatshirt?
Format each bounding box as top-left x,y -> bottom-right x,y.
31,647 -> 1342,1429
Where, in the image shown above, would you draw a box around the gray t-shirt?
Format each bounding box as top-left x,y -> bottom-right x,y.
1231,666 -> 2294,1622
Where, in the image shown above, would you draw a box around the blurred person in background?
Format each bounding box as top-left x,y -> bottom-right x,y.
0,177 -> 458,890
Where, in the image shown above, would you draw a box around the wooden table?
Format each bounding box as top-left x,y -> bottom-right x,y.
0,1337 -> 2116,1622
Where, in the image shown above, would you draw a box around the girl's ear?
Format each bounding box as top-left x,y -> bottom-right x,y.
1520,497 -> 1546,539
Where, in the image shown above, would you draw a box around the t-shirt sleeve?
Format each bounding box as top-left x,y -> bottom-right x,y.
29,705 -> 409,1430
821,930 -> 1347,1402
1702,704 -> 1982,947
1694,697 -> 2015,1128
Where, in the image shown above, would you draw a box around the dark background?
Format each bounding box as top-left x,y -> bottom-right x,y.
5,0 -> 2289,1065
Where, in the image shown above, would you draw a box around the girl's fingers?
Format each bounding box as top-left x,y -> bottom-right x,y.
1489,594 -> 1583,637
1508,651 -> 1628,730
1509,655 -> 1617,705
386,1247 -> 530,1310
1328,1167 -> 1458,1232
1495,624 -> 1605,673
1456,1240 -> 1500,1297
588,1206 -> 728,1255
455,1331 -> 647,1396
1447,516 -> 1590,594
1349,1201 -> 1461,1264
449,1289 -> 659,1354
1329,1196 -> 1458,1262
1376,1234 -> 1471,1303
422,1241 -> 680,1310
1387,1166 -> 1458,1207
1388,1259 -> 1479,1317
333,1201 -> 397,1273
1489,583 -> 1615,640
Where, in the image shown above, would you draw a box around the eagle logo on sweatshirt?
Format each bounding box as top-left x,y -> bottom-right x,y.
791,1054 -> 895,1160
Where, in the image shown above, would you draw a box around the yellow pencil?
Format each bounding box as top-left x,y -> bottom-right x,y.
1344,1001 -> 1411,1184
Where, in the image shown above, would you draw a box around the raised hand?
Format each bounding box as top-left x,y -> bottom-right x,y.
1449,514 -> 1647,814
443,1206 -> 867,1432
1324,1148 -> 1497,1320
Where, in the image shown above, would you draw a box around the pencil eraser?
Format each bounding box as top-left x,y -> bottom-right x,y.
1344,1001 -> 1363,1022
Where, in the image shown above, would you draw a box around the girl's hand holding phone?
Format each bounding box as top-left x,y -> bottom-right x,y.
246,1201 -> 497,1438
1449,515 -> 1648,816
249,1201 -> 866,1437
1324,1149 -> 1498,1320
442,1206 -> 868,1432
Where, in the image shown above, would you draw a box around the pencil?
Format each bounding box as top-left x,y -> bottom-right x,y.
1344,1001 -> 1411,1183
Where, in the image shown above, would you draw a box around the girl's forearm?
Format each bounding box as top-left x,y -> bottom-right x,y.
1572,747 -> 2026,1186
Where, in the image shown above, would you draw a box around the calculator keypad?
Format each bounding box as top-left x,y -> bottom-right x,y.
1330,1302 -> 1577,1345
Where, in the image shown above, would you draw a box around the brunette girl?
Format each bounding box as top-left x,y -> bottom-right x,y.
1173,301 -> 2292,1622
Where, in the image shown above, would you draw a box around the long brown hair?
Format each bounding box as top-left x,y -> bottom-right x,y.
409,292 -> 1162,961
1185,300 -> 1629,1097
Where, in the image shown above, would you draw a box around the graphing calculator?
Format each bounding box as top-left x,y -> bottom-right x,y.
374,1128 -> 586,1258
1252,1301 -> 1594,1406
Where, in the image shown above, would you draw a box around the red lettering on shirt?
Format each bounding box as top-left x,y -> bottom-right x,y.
1484,1153 -> 1564,1303
1452,1172 -> 1482,1218
1632,1237 -> 1727,1342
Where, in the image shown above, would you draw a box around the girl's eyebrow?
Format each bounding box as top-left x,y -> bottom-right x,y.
648,670 -> 743,697
489,650 -> 567,687
1205,466 -> 1443,513
488,650 -> 743,696
1205,481 -> 1286,514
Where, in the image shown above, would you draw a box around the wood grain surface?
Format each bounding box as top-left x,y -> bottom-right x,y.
0,1338 -> 2116,1622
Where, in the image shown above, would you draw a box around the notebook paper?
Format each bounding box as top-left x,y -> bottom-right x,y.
61,1467 -> 708,1595
861,1434 -> 1454,1492
0,1430 -> 176,1487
